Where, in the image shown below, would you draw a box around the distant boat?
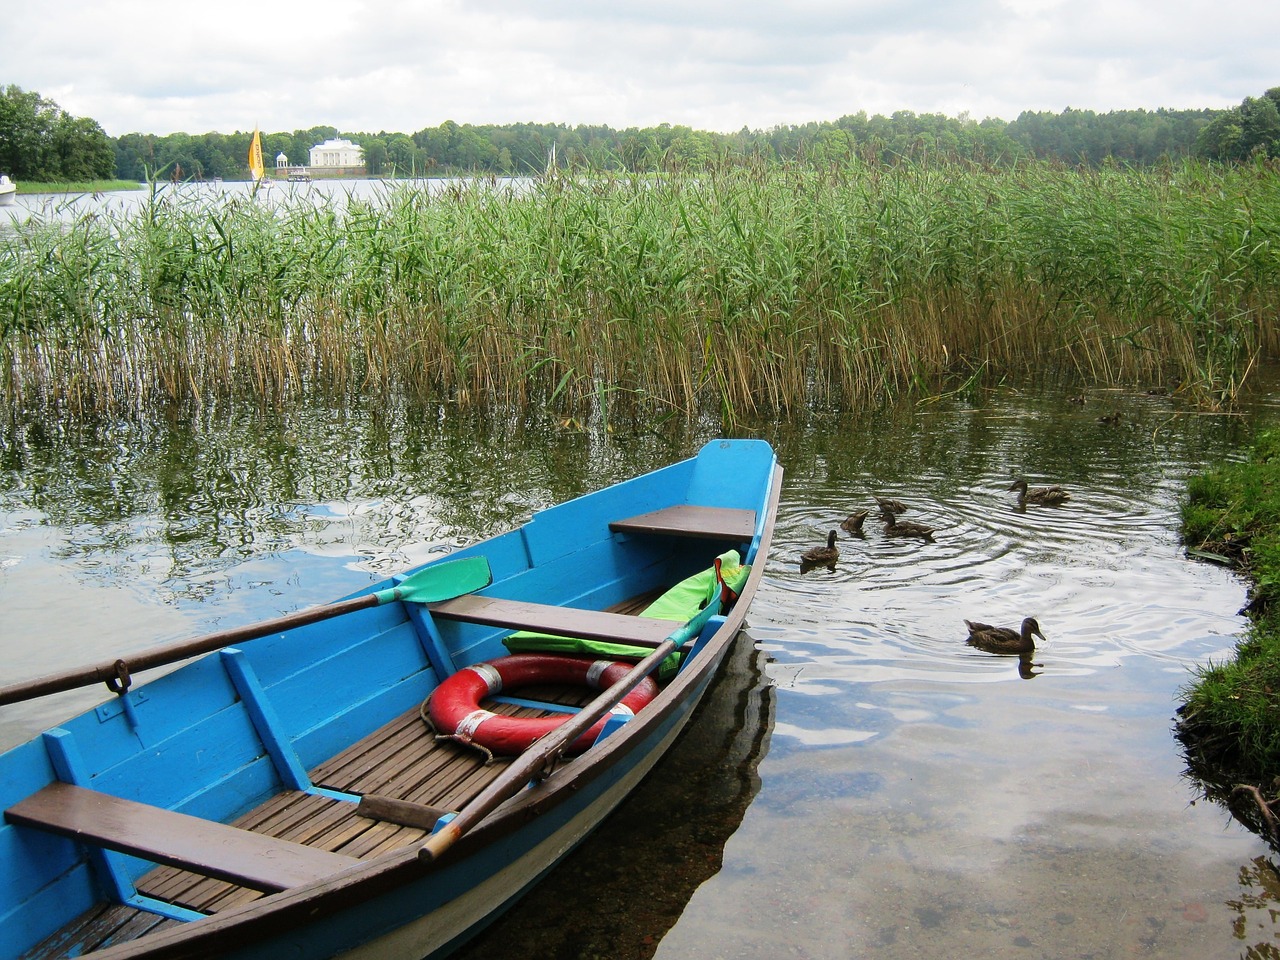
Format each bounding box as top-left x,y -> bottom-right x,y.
0,175 -> 15,206
248,126 -> 273,191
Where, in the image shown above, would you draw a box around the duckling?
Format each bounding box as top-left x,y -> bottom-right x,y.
874,495 -> 909,516
881,511 -> 935,542
964,617 -> 1046,655
840,510 -> 869,535
800,530 -> 839,572
1007,478 -> 1071,506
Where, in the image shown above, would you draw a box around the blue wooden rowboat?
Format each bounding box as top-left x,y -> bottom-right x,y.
0,438 -> 781,960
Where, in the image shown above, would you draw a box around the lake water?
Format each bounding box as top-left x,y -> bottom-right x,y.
0,177 -> 514,228
2,380 -> 1279,959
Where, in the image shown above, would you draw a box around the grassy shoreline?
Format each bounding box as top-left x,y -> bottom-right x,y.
10,179 -> 144,194
1179,430 -> 1280,838
3,159 -> 1280,419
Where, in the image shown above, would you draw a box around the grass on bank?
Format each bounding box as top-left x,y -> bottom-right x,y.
1180,430 -> 1280,790
10,180 -> 144,194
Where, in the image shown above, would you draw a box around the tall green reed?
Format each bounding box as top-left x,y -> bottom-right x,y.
3,159 -> 1279,422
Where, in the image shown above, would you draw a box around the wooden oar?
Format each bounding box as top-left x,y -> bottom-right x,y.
0,556 -> 493,707
418,592 -> 723,864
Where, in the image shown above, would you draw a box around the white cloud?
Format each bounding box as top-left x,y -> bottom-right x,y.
6,0 -> 1277,136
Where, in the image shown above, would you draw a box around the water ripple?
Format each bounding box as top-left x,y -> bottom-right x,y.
758,393 -> 1250,715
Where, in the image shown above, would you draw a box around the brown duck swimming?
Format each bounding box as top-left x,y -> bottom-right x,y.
800,530 -> 839,572
964,617 -> 1046,655
874,495 -> 909,516
881,511 -> 935,542
1008,478 -> 1071,506
840,510 -> 869,535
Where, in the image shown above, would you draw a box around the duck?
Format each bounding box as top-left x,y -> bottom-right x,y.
840,510 -> 869,535
964,617 -> 1046,655
874,495 -> 909,516
800,530 -> 839,572
1007,478 -> 1071,506
880,511 -> 935,542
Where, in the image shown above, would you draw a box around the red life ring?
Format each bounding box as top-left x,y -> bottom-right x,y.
427,654 -> 659,757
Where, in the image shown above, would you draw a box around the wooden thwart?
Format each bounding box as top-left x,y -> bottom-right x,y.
609,505 -> 756,541
428,595 -> 683,648
5,783 -> 357,892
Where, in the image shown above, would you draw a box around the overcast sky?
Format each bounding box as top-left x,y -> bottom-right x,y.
8,0 -> 1277,137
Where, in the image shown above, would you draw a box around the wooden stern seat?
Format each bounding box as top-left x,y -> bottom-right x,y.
5,782 -> 357,892
608,505 -> 756,542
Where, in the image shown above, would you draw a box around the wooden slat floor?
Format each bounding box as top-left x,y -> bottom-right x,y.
23,590 -> 661,958
134,697 -> 578,917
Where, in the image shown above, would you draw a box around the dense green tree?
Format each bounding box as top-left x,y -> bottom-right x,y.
0,85 -> 114,181
1009,106 -> 1216,165
385,134 -> 418,175
362,137 -> 387,176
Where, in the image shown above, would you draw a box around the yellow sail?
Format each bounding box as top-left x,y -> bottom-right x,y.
248,126 -> 265,182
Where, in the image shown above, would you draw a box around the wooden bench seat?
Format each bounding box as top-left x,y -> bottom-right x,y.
609,505 -> 756,542
427,595 -> 683,648
5,783 -> 358,892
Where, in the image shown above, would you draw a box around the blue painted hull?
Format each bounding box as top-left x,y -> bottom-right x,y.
0,439 -> 781,960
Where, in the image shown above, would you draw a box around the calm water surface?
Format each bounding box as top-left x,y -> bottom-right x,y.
2,382 -> 1279,959
0,177 -> 515,228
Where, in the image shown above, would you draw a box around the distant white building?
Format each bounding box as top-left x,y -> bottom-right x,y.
309,138 -> 365,171
275,152 -> 288,171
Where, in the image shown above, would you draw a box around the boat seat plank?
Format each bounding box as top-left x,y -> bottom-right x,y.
609,504 -> 756,541
428,595 -> 683,647
5,783 -> 358,893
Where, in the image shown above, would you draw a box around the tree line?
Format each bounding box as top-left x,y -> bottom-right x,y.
3,83 -> 1279,184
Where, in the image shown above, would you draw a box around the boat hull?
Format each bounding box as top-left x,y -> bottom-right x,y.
0,439 -> 781,960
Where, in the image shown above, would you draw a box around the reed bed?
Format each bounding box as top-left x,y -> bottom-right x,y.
3,160 -> 1279,421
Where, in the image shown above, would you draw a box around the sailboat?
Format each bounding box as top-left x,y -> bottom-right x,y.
248,125 -> 272,192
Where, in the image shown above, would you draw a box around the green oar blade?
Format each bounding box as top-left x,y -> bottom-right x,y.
375,556 -> 493,606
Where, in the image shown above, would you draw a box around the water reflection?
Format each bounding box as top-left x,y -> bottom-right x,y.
1229,857 -> 1280,958
1,405 -> 705,612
